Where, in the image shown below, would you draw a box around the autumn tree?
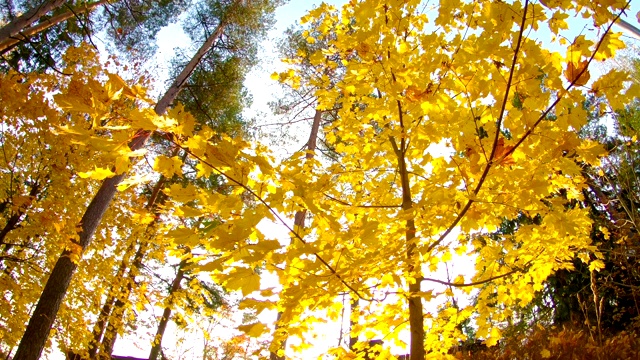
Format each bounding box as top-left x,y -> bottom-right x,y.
4,1 -> 640,359
263,1 -> 638,359
143,3 -> 279,358
7,2 -> 280,359
501,53 -> 640,340
264,18 -> 352,358
0,46 -> 151,358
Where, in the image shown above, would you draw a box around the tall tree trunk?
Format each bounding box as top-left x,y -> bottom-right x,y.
0,0 -> 67,45
94,172 -> 170,359
97,242 -> 149,359
390,135 -> 424,360
0,0 -> 109,54
270,109 -> 322,360
349,296 -> 359,351
269,311 -> 285,360
148,260 -> 186,360
87,241 -> 136,359
12,17 -> 229,360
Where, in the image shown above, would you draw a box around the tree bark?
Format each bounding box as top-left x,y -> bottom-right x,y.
0,0 -> 109,54
97,241 -> 148,359
349,296 -> 359,351
94,173 -> 170,359
12,16 -> 230,360
390,136 -> 425,360
270,109 -> 322,360
0,0 -> 67,45
87,241 -> 136,359
148,261 -> 186,360
269,311 -> 285,360
13,174 -> 126,360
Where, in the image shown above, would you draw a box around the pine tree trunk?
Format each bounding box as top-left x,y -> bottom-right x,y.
97,151 -> 188,360
12,17 -> 229,360
0,0 -> 67,45
89,155 -> 171,359
148,261 -> 186,360
95,173 -> 170,359
13,174 -> 125,360
0,0 -> 109,54
270,109 -> 322,360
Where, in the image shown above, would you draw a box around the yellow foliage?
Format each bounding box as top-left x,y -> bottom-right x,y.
2,0 -> 636,357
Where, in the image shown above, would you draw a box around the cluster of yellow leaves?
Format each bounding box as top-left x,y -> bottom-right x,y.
0,44 -> 156,352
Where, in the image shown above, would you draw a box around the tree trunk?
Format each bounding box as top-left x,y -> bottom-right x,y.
12,16 -> 230,360
270,109 -> 322,360
97,241 -> 148,359
269,311 -> 285,360
0,0 -> 67,45
13,173 -> 125,360
349,296 -> 359,351
95,173 -> 170,359
86,241 -> 136,359
390,136 -> 425,360
0,0 -> 109,54
148,261 -> 186,360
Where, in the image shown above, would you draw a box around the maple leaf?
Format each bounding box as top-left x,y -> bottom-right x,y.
153,155 -> 183,178
494,138 -> 515,166
78,166 -> 115,180
238,322 -> 269,337
564,61 -> 591,86
225,267 -> 261,296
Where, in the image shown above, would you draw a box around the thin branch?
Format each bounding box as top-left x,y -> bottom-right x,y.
419,268 -> 518,288
501,1 -> 631,161
426,0 -> 529,253
255,116 -> 317,128
174,142 -> 376,302
324,193 -> 401,209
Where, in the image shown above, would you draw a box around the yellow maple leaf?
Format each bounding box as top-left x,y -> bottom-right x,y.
166,227 -> 200,247
238,298 -> 276,314
66,243 -> 83,264
485,327 -> 501,346
153,155 -> 183,178
116,173 -> 153,191
237,322 -> 269,337
226,267 -> 261,296
165,184 -> 199,203
78,166 -> 115,180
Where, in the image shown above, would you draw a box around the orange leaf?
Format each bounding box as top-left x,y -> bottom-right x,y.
495,138 -> 515,166
564,61 -> 590,86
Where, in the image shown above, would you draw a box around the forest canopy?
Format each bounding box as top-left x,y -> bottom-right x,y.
0,0 -> 639,360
